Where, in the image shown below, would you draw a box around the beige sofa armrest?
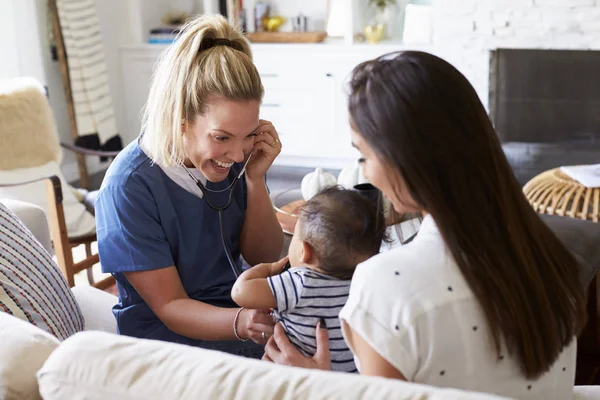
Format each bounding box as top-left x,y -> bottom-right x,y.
574,386 -> 600,400
1,199 -> 53,254
71,286 -> 117,333
38,331 -> 511,400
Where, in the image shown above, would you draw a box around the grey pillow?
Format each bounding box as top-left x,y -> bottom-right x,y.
540,214 -> 600,289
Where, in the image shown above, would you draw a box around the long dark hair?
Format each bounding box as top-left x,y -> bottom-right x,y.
348,51 -> 586,379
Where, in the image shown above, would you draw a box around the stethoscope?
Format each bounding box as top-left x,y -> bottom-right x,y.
182,152 -> 254,279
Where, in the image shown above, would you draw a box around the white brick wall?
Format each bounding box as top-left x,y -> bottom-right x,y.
431,0 -> 600,110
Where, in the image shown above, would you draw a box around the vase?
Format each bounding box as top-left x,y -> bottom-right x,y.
367,4 -> 400,42
363,24 -> 385,44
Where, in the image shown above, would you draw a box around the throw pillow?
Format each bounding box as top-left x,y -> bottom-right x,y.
0,161 -> 95,238
0,312 -> 60,400
0,203 -> 84,340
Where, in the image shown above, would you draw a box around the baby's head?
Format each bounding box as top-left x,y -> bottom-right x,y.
289,186 -> 387,279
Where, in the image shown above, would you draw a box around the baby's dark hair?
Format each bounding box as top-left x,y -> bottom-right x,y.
297,185 -> 388,280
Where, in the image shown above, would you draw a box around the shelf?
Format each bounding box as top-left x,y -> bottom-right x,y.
246,31 -> 328,43
119,38 -> 435,52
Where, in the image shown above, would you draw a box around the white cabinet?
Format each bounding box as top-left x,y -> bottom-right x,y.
119,42 -> 433,168
254,50 -> 337,162
260,73 -> 336,159
119,46 -> 164,139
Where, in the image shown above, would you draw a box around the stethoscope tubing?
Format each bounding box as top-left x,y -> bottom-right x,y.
182,152 -> 253,279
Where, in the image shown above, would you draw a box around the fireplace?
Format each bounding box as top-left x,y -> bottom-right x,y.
490,49 -> 600,184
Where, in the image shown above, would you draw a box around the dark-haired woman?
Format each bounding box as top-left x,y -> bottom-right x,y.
264,51 -> 585,399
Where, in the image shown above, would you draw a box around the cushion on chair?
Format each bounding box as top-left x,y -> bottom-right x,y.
0,203 -> 84,340
0,77 -> 62,171
0,312 -> 60,400
37,331 -> 510,400
0,161 -> 96,238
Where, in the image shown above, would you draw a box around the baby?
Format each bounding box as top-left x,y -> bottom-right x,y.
232,186 -> 387,372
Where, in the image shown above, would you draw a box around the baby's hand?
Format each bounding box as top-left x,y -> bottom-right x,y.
269,256 -> 290,276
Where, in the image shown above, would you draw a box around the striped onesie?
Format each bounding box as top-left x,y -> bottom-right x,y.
268,267 -> 356,373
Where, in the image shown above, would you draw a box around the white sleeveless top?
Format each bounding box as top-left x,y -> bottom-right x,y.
339,215 -> 576,400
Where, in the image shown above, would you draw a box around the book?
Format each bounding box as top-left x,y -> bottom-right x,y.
148,27 -> 181,44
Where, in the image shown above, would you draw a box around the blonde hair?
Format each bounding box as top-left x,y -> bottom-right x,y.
141,14 -> 263,166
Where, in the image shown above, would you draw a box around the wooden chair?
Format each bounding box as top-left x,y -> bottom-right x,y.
0,176 -> 115,290
0,78 -> 118,290
44,175 -> 115,290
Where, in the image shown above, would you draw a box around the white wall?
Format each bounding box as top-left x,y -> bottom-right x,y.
0,0 -> 22,79
432,0 -> 600,111
267,0 -> 327,31
3,0 -> 129,182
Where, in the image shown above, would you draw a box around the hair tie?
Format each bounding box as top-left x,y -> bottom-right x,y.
199,37 -> 242,53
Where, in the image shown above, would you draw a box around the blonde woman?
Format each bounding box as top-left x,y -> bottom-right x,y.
95,15 -> 284,358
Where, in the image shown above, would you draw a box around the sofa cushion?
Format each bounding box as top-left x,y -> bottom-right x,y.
37,331 -> 510,400
1,199 -> 52,255
70,286 -> 117,332
540,214 -> 600,288
0,312 -> 60,400
0,203 -> 84,340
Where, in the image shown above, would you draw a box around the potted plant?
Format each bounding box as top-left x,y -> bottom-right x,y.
370,0 -> 396,25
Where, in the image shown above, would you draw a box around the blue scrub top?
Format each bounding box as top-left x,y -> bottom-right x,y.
95,140 -> 247,344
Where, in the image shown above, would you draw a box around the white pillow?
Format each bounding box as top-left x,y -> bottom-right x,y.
37,331 -> 510,400
0,312 -> 60,400
0,161 -> 95,238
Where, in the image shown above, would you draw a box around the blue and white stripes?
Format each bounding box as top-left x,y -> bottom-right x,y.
268,268 -> 356,373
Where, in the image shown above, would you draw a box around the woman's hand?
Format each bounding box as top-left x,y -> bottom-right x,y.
237,308 -> 275,345
246,119 -> 281,181
263,322 -> 332,371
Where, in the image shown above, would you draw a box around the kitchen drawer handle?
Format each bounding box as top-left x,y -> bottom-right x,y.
262,103 -> 281,108
260,73 -> 279,78
326,73 -> 333,77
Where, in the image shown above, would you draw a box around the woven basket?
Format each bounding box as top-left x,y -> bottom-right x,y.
523,168 -> 600,222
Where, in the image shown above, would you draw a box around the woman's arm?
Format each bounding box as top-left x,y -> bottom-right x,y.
125,266 -> 274,342
240,177 -> 283,265
240,119 -> 284,265
341,321 -> 406,379
231,257 -> 288,309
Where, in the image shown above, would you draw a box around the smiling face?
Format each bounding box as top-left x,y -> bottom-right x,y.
182,98 -> 260,182
350,128 -> 420,215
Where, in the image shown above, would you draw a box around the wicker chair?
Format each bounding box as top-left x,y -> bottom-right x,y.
523,167 -> 599,223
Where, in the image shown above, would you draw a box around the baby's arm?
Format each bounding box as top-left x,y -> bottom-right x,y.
231,257 -> 289,309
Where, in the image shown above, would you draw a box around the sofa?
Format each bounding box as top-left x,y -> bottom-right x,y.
1,200 -> 600,400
